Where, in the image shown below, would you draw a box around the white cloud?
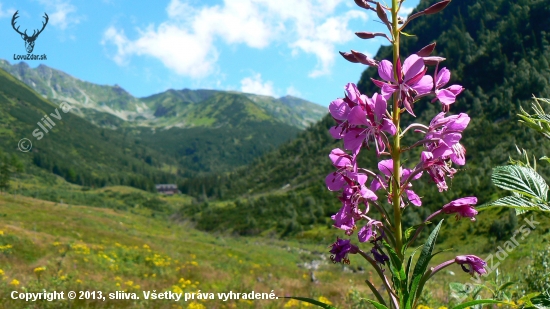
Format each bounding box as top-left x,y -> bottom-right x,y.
240,73 -> 275,97
102,0 -> 367,78
286,86 -> 302,97
38,0 -> 80,30
399,6 -> 414,20
0,3 -> 15,18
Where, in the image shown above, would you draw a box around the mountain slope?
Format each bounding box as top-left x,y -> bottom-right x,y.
178,0 -> 550,236
140,89 -> 326,130
0,60 -> 326,130
0,67 -> 180,190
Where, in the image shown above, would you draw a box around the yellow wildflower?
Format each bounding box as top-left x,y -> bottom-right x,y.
318,296 -> 332,305
9,279 -> 19,286
187,301 -> 206,309
34,267 -> 46,274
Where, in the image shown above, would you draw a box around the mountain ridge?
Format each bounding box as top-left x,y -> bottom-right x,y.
0,60 -> 327,130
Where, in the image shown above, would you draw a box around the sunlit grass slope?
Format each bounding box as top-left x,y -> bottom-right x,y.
0,193 -> 380,309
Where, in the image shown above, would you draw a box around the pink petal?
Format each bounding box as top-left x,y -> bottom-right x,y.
360,186 -> 378,200
378,159 -> 394,176
345,83 -> 361,104
343,128 -> 365,155
355,173 -> 368,186
436,89 -> 457,105
381,118 -> 396,135
412,75 -> 434,95
326,173 -> 346,191
329,98 -> 350,121
448,84 -> 464,95
371,178 -> 381,191
406,189 -> 422,206
447,114 -> 470,131
373,93 -> 387,121
421,151 -> 434,163
451,152 -> 465,165
381,84 -> 398,98
329,126 -> 344,139
378,60 -> 395,82
358,225 -> 373,242
329,148 -> 351,168
435,67 -> 450,89
403,54 -> 425,81
348,106 -> 369,126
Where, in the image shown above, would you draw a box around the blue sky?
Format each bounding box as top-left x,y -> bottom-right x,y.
0,0 -> 419,107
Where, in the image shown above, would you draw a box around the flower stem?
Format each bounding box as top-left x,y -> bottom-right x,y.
391,0 -> 403,260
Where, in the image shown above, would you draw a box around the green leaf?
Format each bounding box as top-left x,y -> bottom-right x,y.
478,195 -> 550,212
491,165 -> 549,201
383,240 -> 405,281
497,281 -> 516,292
366,299 -> 390,309
403,221 -> 431,253
450,299 -> 516,309
405,220 -> 444,309
365,280 -> 387,307
282,297 -> 338,309
400,31 -> 416,37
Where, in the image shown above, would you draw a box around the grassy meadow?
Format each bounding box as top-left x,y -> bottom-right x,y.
0,176 -> 548,309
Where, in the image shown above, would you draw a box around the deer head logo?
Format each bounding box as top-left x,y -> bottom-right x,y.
11,11 -> 49,54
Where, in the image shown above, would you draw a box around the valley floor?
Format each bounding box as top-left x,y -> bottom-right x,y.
0,182 -> 547,309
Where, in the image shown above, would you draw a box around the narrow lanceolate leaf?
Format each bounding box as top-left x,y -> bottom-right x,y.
365,280 -> 387,307
406,220 -> 444,309
450,299 -> 516,309
403,221 -> 431,253
478,195 -> 550,212
383,241 -> 405,281
366,299 -> 390,309
491,165 -> 549,201
282,297 -> 337,309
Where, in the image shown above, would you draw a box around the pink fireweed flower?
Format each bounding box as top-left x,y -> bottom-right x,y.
331,182 -> 378,235
455,255 -> 487,276
371,54 -> 434,116
425,112 -> 470,165
420,151 -> 457,192
357,219 -> 382,243
371,159 -> 423,207
345,92 -> 396,156
328,83 -> 368,140
329,237 -> 359,264
442,197 -> 478,221
325,148 -> 366,191
432,66 -> 465,111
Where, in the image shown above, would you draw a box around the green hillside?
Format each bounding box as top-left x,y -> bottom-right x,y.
0,60 -> 326,131
140,89 -> 326,130
0,68 -> 179,190
177,0 -> 550,237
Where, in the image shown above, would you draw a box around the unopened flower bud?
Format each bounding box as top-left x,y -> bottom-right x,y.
351,50 -> 378,67
423,56 -> 446,65
416,42 -> 437,57
339,51 -> 360,63
423,0 -> 451,15
376,2 -> 391,28
353,0 -> 372,10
